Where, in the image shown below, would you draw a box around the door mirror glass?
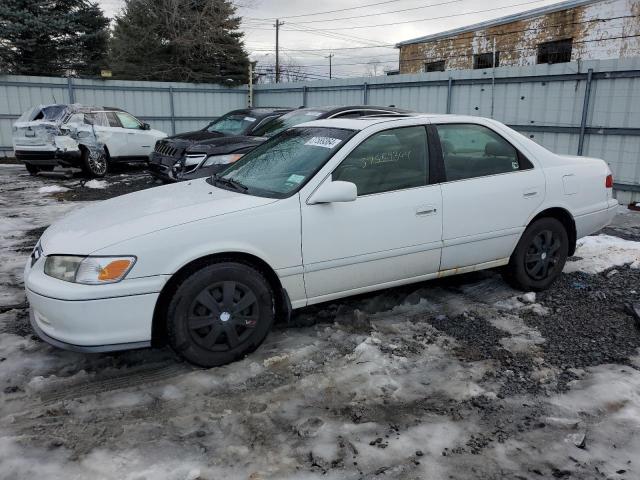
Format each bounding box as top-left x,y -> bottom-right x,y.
142,122 -> 151,130
308,180 -> 357,204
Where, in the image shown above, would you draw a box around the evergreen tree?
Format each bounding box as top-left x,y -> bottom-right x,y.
0,0 -> 109,76
110,0 -> 249,85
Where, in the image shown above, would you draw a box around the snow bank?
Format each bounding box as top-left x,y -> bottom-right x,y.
38,185 -> 69,194
84,179 -> 108,189
564,234 -> 640,274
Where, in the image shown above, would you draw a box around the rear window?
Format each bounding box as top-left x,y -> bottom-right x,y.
17,105 -> 68,123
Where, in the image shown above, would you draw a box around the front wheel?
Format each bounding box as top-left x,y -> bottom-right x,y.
25,163 -> 40,175
503,217 -> 569,291
167,262 -> 275,367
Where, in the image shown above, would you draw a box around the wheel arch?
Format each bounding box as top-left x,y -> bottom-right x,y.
151,251 -> 291,347
528,207 -> 577,256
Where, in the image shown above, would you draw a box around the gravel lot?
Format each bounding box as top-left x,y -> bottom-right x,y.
1,163 -> 640,480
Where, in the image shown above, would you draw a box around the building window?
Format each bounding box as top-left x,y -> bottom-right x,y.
473,52 -> 499,69
425,60 -> 445,72
537,38 -> 573,64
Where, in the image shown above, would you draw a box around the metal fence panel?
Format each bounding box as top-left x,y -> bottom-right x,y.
1,58 -> 639,202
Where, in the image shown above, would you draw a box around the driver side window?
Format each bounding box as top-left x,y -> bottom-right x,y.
115,112 -> 142,129
332,126 -> 429,196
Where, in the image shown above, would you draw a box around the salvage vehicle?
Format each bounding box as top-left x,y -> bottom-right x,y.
13,104 -> 166,177
25,114 -> 618,367
148,107 -> 293,182
150,105 -> 410,182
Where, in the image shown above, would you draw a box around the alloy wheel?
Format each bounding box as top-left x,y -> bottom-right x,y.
89,151 -> 108,175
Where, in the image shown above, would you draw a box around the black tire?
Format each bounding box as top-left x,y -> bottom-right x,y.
39,165 -> 55,172
167,261 -> 275,367
25,163 -> 40,175
503,217 -> 569,291
81,147 -> 108,178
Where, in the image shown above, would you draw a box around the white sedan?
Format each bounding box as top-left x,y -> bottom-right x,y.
24,115 -> 618,366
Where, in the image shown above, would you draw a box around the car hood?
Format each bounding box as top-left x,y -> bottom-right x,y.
40,180 -> 276,255
186,136 -> 267,155
166,130 -> 225,142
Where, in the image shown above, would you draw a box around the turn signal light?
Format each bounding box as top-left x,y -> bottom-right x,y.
605,174 -> 613,189
98,259 -> 134,281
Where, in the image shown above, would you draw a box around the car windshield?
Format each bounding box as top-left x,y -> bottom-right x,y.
210,126 -> 355,198
206,113 -> 257,135
252,110 -> 327,138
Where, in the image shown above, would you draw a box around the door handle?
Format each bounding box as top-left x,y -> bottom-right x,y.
523,190 -> 538,198
416,206 -> 437,216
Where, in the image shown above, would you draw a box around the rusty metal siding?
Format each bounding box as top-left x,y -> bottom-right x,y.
398,0 -> 640,74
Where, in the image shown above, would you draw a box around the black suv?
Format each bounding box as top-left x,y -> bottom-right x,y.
177,105 -> 412,182
148,107 -> 292,182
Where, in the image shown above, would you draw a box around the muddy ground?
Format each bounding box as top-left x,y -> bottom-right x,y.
1,163 -> 640,480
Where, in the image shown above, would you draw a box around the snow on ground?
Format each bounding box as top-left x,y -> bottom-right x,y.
1,165 -> 640,479
84,179 -> 108,189
38,185 -> 70,194
564,234 -> 640,274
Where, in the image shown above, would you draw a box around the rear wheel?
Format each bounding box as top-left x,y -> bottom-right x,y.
81,147 -> 108,178
25,163 -> 40,175
503,217 -> 568,291
167,262 -> 275,367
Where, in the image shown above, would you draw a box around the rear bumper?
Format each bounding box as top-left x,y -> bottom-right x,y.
15,149 -> 81,166
575,199 -> 619,238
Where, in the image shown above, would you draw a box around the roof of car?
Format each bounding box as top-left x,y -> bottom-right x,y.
294,114 -> 496,131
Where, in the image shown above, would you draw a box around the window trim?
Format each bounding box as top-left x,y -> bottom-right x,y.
432,122 -> 534,184
329,124 -> 432,198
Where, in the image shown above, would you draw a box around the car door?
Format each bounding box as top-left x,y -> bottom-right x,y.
301,125 -> 443,302
99,111 -> 130,158
114,111 -> 154,157
435,122 -> 545,271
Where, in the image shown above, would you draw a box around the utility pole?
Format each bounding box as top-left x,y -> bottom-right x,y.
326,53 -> 334,79
275,19 -> 283,83
491,37 -> 496,118
247,61 -> 256,107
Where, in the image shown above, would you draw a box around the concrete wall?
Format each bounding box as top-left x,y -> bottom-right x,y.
399,0 -> 640,74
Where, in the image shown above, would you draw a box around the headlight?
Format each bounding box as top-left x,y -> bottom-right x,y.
44,255 -> 136,284
202,153 -> 244,167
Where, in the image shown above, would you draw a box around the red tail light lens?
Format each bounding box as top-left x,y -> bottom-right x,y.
605,174 -> 613,188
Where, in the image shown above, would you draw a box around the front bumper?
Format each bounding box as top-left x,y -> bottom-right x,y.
148,152 -> 181,182
25,257 -> 166,352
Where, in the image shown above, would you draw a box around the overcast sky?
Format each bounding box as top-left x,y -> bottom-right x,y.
96,0 -> 569,80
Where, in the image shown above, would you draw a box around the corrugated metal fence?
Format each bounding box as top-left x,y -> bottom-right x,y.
1,57 -> 639,202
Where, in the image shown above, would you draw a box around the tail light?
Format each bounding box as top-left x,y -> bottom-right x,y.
605,174 -> 613,189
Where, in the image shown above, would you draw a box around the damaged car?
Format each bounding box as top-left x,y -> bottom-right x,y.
148,107 -> 293,182
13,104 -> 166,177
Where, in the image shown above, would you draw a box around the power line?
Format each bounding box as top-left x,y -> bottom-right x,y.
254,32 -> 640,75
281,0 -> 559,31
246,14 -> 637,52
243,0 -> 417,21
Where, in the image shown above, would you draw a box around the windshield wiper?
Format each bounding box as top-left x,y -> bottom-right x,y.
211,174 -> 248,192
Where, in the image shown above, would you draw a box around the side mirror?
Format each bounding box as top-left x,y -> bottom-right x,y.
142,122 -> 151,130
308,180 -> 357,204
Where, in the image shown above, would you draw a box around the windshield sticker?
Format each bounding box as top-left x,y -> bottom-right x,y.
286,174 -> 305,184
304,111 -> 322,116
305,136 -> 342,149
244,116 -> 256,122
